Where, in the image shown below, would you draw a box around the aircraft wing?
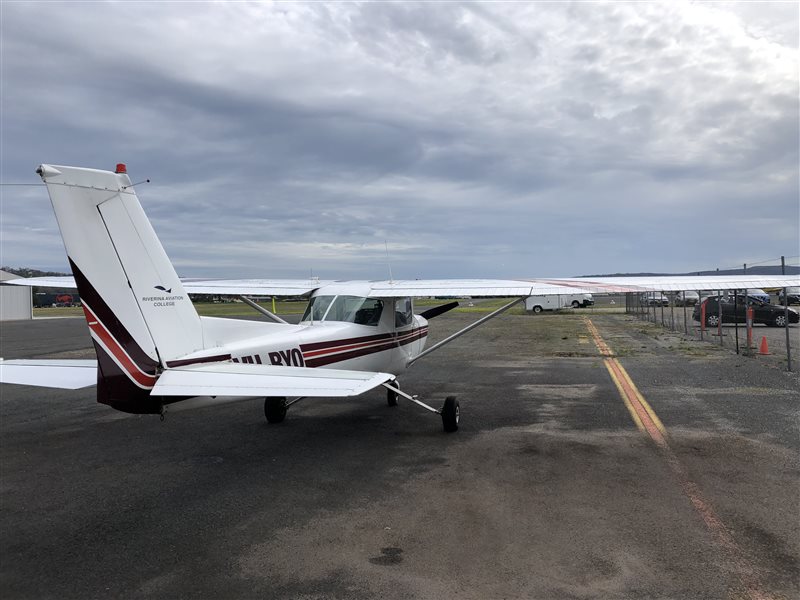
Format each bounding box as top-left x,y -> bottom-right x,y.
179,279 -> 335,296
537,274 -> 800,293
366,274 -> 800,297
5,274 -> 798,298
367,279 -> 589,297
0,359 -> 97,389
152,363 -> 393,397
1,276 -> 330,297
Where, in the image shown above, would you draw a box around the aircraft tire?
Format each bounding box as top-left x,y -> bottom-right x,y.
387,380 -> 399,407
441,396 -> 459,433
264,397 -> 287,423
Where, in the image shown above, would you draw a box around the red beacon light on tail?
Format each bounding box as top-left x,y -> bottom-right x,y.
115,163 -> 127,174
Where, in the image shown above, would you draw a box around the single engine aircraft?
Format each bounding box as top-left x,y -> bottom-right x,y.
2,164 -> 798,432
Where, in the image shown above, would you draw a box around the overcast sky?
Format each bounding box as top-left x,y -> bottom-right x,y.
1,1 -> 797,279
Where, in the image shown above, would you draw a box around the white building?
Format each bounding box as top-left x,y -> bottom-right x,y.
0,270 -> 32,321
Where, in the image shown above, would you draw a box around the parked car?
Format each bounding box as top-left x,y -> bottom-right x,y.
672,291 -> 700,306
735,288 -> 770,304
778,286 -> 800,306
692,295 -> 799,327
641,292 -> 669,307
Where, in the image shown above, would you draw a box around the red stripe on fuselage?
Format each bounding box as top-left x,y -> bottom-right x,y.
302,328 -> 426,358
166,354 -> 232,368
82,304 -> 157,388
303,328 -> 428,368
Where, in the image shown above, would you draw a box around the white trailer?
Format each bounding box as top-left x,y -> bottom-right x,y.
525,293 -> 594,313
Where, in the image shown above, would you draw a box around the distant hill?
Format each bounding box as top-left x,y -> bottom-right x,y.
582,265 -> 800,277
1,267 -> 70,278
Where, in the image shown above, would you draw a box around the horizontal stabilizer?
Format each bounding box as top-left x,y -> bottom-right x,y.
152,363 -> 393,398
0,359 -> 97,389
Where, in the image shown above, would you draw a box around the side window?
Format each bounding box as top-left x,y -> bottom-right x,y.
353,298 -> 383,326
395,298 -> 413,327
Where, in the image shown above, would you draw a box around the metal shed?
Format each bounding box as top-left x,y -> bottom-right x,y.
0,270 -> 32,321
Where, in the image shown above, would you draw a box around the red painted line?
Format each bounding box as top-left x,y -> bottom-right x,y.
605,358 -> 667,448
584,317 -> 614,356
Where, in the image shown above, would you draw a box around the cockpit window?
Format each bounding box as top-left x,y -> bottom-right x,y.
301,295 -> 383,326
302,295 -> 335,322
395,298 -> 413,327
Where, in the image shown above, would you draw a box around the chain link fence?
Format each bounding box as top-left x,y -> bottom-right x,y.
623,256 -> 799,372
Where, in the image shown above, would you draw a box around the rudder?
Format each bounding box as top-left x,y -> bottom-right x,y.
37,164 -> 204,412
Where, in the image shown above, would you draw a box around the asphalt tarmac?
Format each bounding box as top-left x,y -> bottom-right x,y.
1,313 -> 798,599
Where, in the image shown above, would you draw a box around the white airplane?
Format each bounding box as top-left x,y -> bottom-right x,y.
2,164 -> 798,432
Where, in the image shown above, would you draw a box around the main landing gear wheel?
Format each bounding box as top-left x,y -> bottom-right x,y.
264,397 -> 287,424
387,380 -> 399,407
441,396 -> 459,433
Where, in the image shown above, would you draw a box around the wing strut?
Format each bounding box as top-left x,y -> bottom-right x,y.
239,295 -> 289,324
408,296 -> 525,366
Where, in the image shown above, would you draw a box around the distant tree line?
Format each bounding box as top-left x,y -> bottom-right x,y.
1,266 -> 69,278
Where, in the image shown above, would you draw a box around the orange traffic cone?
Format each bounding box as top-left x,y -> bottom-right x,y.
759,336 -> 770,355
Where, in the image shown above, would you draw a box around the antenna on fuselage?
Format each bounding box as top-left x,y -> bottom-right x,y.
385,240 -> 394,284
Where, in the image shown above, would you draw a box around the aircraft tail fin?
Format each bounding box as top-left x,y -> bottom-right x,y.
37,163 -> 204,413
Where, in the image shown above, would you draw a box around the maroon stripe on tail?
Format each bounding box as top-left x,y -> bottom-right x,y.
69,257 -> 159,373
93,341 -> 163,414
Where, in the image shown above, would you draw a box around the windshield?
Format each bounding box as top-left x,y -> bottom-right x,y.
302,295 -> 384,326
301,295 -> 335,322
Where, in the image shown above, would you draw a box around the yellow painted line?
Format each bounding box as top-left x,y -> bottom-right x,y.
604,359 -> 645,433
584,318 -> 614,356
584,317 -> 771,600
613,359 -> 667,436
604,357 -> 668,447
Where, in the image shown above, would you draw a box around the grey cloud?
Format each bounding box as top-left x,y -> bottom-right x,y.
1,2 -> 797,280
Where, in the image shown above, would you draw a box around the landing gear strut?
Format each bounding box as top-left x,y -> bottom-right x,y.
387,379 -> 399,407
264,397 -> 287,423
381,382 -> 460,433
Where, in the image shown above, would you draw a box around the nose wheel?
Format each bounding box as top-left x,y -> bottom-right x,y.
381,382 -> 460,433
441,396 -> 460,432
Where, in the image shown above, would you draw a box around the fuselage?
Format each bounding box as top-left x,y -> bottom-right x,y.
175,285 -> 429,378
